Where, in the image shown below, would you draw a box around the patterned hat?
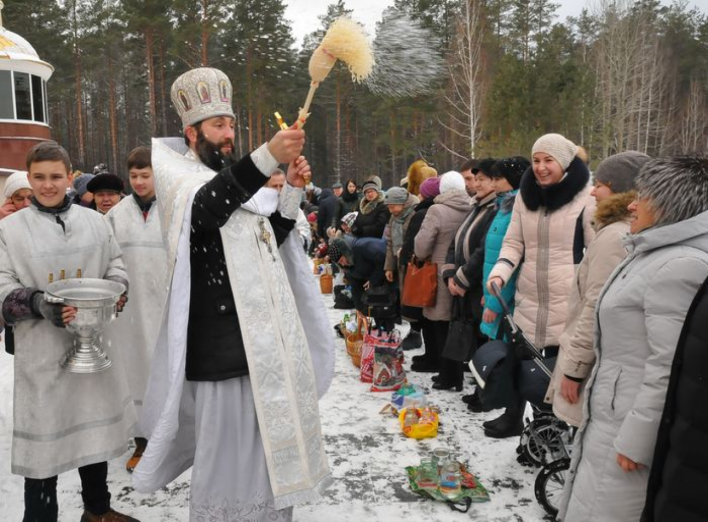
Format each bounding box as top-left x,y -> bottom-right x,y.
170,67 -> 236,131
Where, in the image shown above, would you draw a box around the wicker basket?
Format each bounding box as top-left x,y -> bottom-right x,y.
345,312 -> 368,368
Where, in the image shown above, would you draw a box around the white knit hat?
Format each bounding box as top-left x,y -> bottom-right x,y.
532,133 -> 578,171
439,170 -> 465,194
4,171 -> 31,199
171,67 -> 235,131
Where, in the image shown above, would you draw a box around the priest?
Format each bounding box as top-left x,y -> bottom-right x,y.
132,67 -> 334,522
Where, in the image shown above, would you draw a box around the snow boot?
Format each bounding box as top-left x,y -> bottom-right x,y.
401,330 -> 422,350
80,509 -> 140,522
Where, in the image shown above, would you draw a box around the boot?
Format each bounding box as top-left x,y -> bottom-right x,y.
484,399 -> 525,439
410,359 -> 440,373
412,354 -> 430,365
126,438 -> 147,473
401,330 -> 422,350
465,390 -> 484,413
80,509 -> 140,522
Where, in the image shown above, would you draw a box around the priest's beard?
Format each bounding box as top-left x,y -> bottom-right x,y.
195,130 -> 237,171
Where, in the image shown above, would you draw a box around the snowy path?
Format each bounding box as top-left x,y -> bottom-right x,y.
0,287 -> 548,521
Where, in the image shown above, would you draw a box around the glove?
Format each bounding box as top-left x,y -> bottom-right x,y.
31,292 -> 66,328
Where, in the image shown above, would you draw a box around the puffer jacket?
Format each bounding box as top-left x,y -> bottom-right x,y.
480,190 -> 519,340
488,157 -> 595,348
643,275 -> 708,522
559,209 -> 708,522
414,189 -> 472,321
545,192 -> 634,427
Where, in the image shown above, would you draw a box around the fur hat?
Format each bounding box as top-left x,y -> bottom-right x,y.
405,160 -> 438,196
491,156 -> 530,190
171,67 -> 235,131
635,156 -> 708,227
341,211 -> 358,228
476,158 -> 497,176
4,171 -> 31,199
384,186 -> 408,205
532,133 -> 578,171
87,173 -> 124,194
328,237 -> 353,264
594,151 -> 650,194
439,171 -> 465,194
420,177 -> 441,199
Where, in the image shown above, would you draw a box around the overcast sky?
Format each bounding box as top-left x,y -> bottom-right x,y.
283,0 -> 708,47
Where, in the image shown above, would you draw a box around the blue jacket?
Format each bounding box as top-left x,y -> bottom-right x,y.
480,191 -> 519,339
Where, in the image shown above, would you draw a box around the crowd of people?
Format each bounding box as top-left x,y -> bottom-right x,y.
0,62 -> 707,522
310,135 -> 708,522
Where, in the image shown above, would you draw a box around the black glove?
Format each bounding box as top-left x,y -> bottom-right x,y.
31,292 -> 66,328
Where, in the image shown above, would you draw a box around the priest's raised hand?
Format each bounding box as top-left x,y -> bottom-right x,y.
267,128 -> 305,164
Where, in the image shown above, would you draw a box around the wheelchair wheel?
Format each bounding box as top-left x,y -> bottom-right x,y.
534,458 -> 571,517
520,418 -> 564,466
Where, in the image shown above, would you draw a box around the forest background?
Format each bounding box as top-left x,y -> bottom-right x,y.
5,0 -> 708,189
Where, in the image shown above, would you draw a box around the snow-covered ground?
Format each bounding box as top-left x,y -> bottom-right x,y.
0,287 -> 549,521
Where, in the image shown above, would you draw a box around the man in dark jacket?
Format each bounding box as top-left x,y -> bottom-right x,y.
329,237 -> 387,314
317,188 -> 338,244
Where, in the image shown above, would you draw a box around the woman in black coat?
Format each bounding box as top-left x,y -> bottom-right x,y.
351,179 -> 390,239
643,274 -> 708,522
334,179 -> 361,229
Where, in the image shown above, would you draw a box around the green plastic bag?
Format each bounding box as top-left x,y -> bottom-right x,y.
406,462 -> 490,513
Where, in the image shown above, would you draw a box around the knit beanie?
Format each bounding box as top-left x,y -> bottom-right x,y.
4,171 -> 31,199
341,211 -> 358,228
532,133 -> 578,171
362,174 -> 382,193
73,173 -> 95,197
594,151 -> 650,194
439,171 -> 465,194
384,186 -> 408,205
419,177 -> 441,199
328,238 -> 353,264
491,156 -> 531,190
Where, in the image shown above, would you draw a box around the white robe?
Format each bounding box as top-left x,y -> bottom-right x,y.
104,196 -> 168,432
0,204 -> 135,479
133,139 -> 335,518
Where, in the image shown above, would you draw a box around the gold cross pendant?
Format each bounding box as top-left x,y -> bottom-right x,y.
258,218 -> 276,262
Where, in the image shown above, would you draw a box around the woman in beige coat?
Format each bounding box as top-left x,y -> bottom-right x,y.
485,133 -> 595,438
545,151 -> 651,427
414,171 -> 472,373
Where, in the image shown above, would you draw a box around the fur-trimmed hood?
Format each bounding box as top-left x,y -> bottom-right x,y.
520,157 -> 590,212
594,191 -> 635,230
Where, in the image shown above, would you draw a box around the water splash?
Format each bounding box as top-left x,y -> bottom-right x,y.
366,9 -> 445,98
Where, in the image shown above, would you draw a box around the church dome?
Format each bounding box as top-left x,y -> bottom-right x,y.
0,27 -> 41,62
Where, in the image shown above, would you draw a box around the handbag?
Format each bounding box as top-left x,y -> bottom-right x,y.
442,296 -> 477,362
401,257 -> 437,308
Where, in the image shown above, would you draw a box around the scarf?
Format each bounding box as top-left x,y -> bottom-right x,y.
242,186 -> 279,216
391,205 -> 415,254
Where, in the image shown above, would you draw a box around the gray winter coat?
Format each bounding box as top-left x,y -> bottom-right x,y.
559,209 -> 708,522
414,189 -> 471,321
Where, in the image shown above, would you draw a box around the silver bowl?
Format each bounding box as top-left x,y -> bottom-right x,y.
45,278 -> 126,373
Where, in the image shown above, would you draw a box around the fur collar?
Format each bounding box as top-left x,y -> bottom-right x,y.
359,193 -> 384,215
594,191 -> 635,230
519,157 -> 590,212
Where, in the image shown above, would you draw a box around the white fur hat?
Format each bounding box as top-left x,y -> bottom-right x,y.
532,133 -> 578,171
439,170 -> 465,194
4,171 -> 31,199
171,67 -> 235,131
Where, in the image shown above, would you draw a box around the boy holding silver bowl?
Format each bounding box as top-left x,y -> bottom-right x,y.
0,142 -> 139,522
